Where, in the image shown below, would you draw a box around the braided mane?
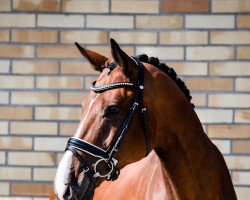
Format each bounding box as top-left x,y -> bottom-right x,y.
136,54 -> 194,108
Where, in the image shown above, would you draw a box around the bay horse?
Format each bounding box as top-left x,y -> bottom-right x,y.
54,38 -> 236,200
51,150 -> 175,200
93,150 -> 178,200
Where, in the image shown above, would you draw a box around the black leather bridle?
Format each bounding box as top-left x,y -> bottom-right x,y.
65,57 -> 149,182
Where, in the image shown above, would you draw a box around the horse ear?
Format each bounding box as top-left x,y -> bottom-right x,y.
110,38 -> 137,78
75,42 -> 108,72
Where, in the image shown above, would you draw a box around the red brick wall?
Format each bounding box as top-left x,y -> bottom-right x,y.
0,0 -> 250,199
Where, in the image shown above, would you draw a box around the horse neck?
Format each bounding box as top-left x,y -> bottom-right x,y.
145,67 -> 236,199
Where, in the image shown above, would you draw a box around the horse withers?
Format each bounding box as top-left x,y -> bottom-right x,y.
54,39 -> 237,200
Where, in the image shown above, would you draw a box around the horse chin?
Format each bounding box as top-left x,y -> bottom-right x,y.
62,175 -> 96,200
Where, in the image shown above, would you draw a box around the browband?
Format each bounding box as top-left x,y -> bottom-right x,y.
91,81 -> 136,93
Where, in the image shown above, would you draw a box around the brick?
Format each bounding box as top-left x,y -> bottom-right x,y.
82,45 -> 134,58
0,91 -> 9,104
185,15 -> 234,29
162,0 -> 209,13
0,60 -> 10,73
37,45 -> 81,59
191,94 -> 206,107
235,187 -> 250,200
85,45 -> 134,58
11,122 -> 57,135
87,15 -> 134,29
61,62 -> 98,75
235,110 -> 250,123
61,31 -> 108,44
62,0 -> 109,13
160,31 -> 208,45
60,92 -> 87,105
224,156 -> 250,170
212,0 -> 250,13
211,31 -> 250,44
34,168 -> 56,181
85,76 -> 98,89
35,107 -> 81,120
210,62 -> 250,76
0,121 -> 8,135
0,107 -> 32,120
8,152 -> 55,166
208,125 -> 250,139
0,75 -> 34,89
0,136 -> 32,150
12,61 -> 59,74
0,151 -> 6,164
186,46 -> 234,61
110,32 -> 157,44
232,141 -> 250,154
233,172 -> 250,186
0,30 -> 9,42
112,1 -> 159,14
0,0 -> 11,11
237,47 -> 250,60
34,137 -> 67,151
0,198 -> 32,200
211,139 -> 230,154
0,45 -> 34,58
0,167 -> 31,180
185,78 -> 233,91
12,30 -> 57,43
195,109 -> 233,123
57,153 -> 63,164
36,76 -> 83,89
237,15 -> 250,28
60,122 -> 79,136
0,14 -> 35,27
136,47 -> 184,60
236,78 -> 250,92
136,16 -> 183,29
13,0 -> 60,12
0,182 -> 10,195
11,183 -> 53,196
168,62 -> 208,76
38,14 -> 84,28
209,94 -> 250,108
11,92 -> 58,105
33,197 -> 48,200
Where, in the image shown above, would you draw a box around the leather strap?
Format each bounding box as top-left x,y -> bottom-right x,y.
67,138 -> 109,159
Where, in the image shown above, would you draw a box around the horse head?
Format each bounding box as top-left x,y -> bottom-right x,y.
54,39 -> 153,199
54,38 -> 237,200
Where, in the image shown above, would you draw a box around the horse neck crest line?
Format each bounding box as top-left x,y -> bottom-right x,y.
65,57 -> 150,181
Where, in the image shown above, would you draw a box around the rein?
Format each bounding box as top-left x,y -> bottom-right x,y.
65,58 -> 149,182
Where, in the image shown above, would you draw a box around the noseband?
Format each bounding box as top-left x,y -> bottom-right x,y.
65,58 -> 149,182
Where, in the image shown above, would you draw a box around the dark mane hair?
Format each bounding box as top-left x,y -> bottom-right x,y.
136,54 -> 194,108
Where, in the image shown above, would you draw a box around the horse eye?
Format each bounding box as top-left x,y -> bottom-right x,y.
105,106 -> 120,116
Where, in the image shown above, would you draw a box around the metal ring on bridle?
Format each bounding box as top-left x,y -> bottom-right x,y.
92,158 -> 114,178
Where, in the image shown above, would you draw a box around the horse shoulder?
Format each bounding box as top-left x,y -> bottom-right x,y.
94,150 -> 179,200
